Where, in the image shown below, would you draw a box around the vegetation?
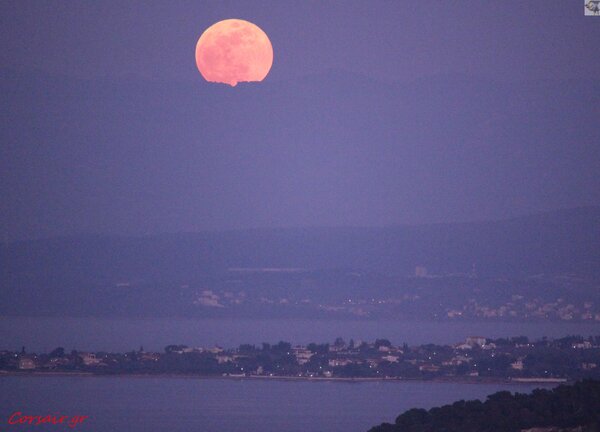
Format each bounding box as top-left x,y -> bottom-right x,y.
368,380 -> 600,432
2,335 -> 599,381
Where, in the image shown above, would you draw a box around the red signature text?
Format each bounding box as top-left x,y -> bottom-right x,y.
8,412 -> 89,428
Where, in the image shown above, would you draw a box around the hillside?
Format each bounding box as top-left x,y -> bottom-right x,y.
367,380 -> 600,432
1,207 -> 599,318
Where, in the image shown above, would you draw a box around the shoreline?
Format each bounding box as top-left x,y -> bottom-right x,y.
2,314 -> 598,324
0,370 -> 568,385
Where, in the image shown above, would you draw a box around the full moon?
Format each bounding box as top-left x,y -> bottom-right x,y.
195,19 -> 273,87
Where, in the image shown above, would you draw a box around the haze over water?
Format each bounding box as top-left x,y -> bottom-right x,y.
1,317 -> 598,353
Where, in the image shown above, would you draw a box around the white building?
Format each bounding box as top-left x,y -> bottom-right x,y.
18,357 -> 36,370
328,359 -> 352,367
80,353 -> 102,366
216,355 -> 233,364
292,346 -> 315,365
466,336 -> 487,347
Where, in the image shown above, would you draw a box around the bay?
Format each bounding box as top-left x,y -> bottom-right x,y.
0,375 -> 556,432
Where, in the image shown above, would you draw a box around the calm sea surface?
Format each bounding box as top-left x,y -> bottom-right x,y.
1,318 -> 586,431
0,317 -> 598,352
0,376 -> 557,432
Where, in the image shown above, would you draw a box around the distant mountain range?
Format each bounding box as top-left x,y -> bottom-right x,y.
1,207 -> 599,318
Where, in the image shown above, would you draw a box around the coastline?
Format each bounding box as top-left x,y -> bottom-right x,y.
0,370 -> 568,385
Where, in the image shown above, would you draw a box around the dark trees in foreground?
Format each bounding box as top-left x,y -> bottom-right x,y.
368,380 -> 600,432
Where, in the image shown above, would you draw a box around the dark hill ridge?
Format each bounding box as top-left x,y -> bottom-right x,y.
3,206 -> 600,276
0,207 -> 599,317
367,380 -> 600,432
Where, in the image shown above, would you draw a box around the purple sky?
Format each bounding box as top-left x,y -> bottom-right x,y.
2,1 -> 598,83
1,1 -> 599,239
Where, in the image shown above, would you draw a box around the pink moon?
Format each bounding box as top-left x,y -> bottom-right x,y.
195,19 -> 273,87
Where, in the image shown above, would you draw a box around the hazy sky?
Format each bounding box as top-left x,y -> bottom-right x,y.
2,1 -> 599,83
1,1 -> 599,239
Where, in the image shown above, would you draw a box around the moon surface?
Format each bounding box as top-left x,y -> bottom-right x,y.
195,19 -> 273,87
